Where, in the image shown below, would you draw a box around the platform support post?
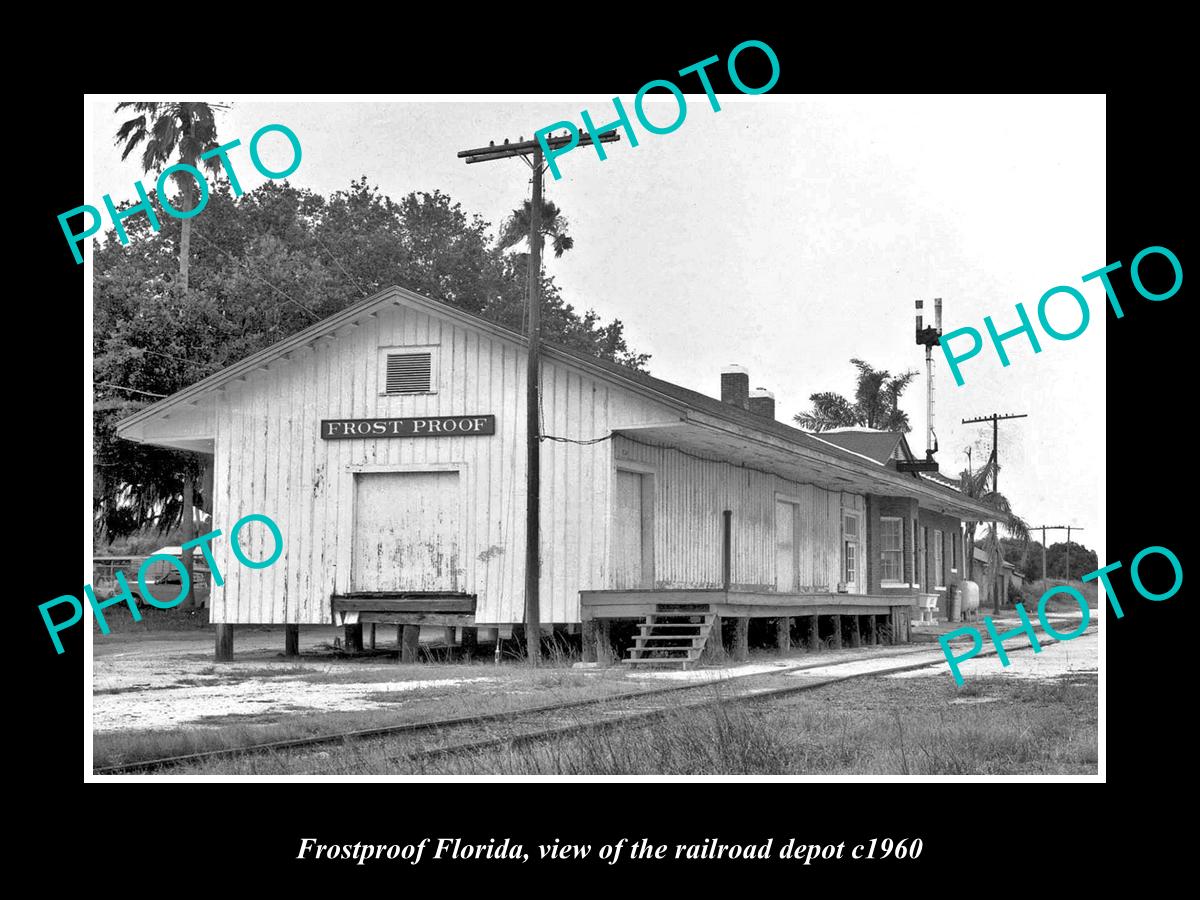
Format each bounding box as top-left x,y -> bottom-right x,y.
776,616 -> 791,655
733,617 -> 750,662
215,625 -> 234,661
401,624 -> 421,663
582,618 -> 598,663
462,627 -> 479,660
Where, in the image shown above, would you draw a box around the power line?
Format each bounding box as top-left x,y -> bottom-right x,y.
541,433 -> 615,446
95,382 -> 168,399
313,232 -> 368,298
191,229 -> 321,321
458,128 -> 620,664
1028,524 -> 1086,582
127,347 -> 215,370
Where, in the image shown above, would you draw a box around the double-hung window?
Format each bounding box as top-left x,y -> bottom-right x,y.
880,516 -> 904,584
843,512 -> 860,590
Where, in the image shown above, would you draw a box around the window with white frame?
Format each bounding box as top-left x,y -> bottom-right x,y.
934,530 -> 945,586
880,517 -> 903,583
843,512 -> 860,588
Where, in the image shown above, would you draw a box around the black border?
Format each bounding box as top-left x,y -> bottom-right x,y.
26,22 -> 1189,884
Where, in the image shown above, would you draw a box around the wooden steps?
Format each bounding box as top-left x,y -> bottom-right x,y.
621,607 -> 717,669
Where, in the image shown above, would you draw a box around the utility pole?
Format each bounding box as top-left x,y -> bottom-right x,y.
457,130 -> 619,663
962,412 -> 1028,613
1065,525 -> 1084,582
1029,525 -> 1076,583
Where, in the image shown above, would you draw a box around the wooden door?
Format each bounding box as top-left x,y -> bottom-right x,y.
614,470 -> 649,589
776,500 -> 796,593
351,471 -> 461,592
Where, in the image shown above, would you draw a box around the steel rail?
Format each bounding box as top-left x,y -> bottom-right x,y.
93,626 -> 1094,774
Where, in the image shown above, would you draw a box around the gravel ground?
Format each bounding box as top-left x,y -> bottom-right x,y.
92,620 -> 1098,734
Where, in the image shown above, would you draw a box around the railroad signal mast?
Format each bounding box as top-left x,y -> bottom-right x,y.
915,298 -> 943,462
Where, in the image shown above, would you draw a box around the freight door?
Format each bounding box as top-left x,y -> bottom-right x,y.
776,500 -> 796,592
614,470 -> 652,589
351,471 -> 462,592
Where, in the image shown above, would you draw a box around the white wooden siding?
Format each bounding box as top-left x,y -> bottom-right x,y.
351,471 -> 461,592
612,437 -> 862,592
207,301 -> 675,626
775,500 -> 795,592
614,471 -> 646,589
199,296 -> 869,625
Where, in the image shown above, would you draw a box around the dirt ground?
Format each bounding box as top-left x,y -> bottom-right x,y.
92,617 -> 1098,735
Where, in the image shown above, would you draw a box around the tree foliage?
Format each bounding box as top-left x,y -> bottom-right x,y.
497,198 -> 575,258
115,102 -> 222,177
95,177 -> 649,539
1003,537 -> 1096,582
793,359 -> 918,432
957,451 -> 1030,610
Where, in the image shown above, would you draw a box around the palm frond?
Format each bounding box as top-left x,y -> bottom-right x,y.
551,233 -> 574,257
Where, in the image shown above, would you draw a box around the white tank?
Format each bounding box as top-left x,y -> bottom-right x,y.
960,581 -> 980,618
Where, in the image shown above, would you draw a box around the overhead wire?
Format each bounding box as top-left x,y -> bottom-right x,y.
191,229 -> 321,321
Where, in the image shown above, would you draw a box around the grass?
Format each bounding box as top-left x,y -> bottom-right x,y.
108,668 -> 1097,776
428,673 -> 1099,776
1019,578 -> 1099,611
92,662 -> 647,769
93,600 -> 211,633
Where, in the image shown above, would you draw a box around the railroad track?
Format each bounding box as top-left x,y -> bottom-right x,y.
94,628 -> 1094,775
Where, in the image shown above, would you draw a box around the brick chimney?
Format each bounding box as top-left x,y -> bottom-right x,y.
749,387 -> 775,420
721,365 -> 749,409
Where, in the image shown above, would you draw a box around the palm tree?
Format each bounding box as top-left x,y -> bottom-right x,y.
959,450 -> 1030,613
794,359 -> 918,432
497,199 -> 574,258
113,101 -> 223,604
114,102 -> 224,294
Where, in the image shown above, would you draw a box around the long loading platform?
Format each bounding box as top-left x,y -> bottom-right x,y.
580,589 -> 914,668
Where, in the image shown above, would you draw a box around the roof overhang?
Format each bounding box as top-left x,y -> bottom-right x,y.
110,284 -> 1002,524
616,417 -> 999,522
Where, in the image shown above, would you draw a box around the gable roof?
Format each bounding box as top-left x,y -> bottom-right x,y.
115,284 -> 998,519
815,430 -> 907,464
973,546 -> 1016,569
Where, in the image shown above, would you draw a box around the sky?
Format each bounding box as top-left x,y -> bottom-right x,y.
88,94 -> 1106,557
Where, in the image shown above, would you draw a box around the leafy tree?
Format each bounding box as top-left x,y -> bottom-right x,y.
793,359 -> 918,432
113,102 -> 226,594
1004,538 -> 1096,582
958,451 -> 1030,613
94,179 -> 649,540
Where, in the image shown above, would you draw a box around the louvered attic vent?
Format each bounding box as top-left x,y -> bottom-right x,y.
385,352 -> 432,394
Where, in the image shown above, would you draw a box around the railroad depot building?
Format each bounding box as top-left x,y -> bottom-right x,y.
116,285 -> 997,663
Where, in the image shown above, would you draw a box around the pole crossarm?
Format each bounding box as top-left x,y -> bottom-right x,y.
961,413 -> 1029,425
459,132 -> 619,163
456,131 -> 618,662
961,411 -> 1028,613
